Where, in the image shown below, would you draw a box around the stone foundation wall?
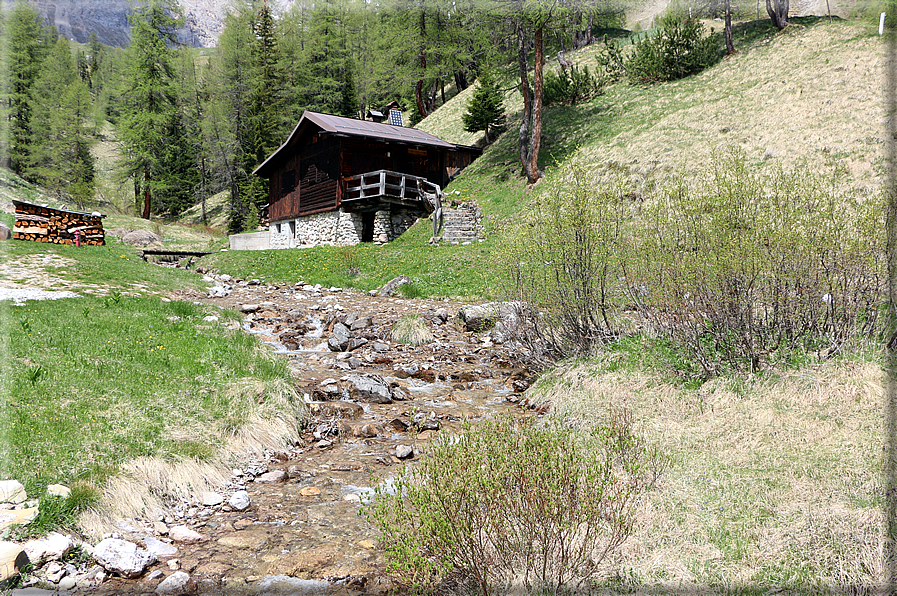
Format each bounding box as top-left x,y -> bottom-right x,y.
270,209 -> 363,248
269,207 -> 424,249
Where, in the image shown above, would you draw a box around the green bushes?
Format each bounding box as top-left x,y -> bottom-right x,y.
367,414 -> 661,595
505,151 -> 885,375
627,18 -> 720,83
543,65 -> 604,106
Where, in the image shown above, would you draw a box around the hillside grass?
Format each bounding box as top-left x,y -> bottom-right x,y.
198,221 -> 502,299
533,352 -> 885,591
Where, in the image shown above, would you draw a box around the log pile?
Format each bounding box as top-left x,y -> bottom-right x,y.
12,200 -> 105,246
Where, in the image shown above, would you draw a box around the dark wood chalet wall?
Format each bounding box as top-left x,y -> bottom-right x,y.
270,135 -> 341,221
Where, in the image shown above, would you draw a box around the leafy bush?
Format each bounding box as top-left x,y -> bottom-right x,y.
635,153 -> 885,375
500,152 -> 885,376
627,18 -> 720,83
543,65 -> 603,106
504,164 -> 631,364
367,413 -> 662,595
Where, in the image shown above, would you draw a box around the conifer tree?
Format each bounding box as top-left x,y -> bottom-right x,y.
117,0 -> 184,218
27,35 -> 96,207
462,68 -> 505,143
4,1 -> 53,174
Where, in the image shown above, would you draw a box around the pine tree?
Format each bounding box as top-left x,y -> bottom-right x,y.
462,68 -> 505,143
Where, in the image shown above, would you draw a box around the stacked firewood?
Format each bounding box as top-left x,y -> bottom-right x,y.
12,200 -> 105,246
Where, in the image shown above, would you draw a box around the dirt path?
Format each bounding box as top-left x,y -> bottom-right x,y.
89,276 -> 535,595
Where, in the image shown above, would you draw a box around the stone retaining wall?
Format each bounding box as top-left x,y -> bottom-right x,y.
269,207 -> 426,249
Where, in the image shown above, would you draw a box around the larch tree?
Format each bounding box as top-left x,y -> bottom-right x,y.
766,0 -> 788,28
28,35 -> 96,207
4,1 -> 53,174
117,0 -> 184,219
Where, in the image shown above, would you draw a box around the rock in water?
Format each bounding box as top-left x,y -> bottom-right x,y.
327,322 -> 351,352
457,302 -> 525,332
228,491 -> 250,511
396,445 -> 414,460
345,374 -> 393,404
142,537 -> 178,558
168,526 -> 207,544
155,571 -> 191,595
378,275 -> 411,297
92,538 -> 157,578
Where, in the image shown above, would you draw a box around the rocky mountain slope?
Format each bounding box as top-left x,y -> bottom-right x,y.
24,0 -> 286,48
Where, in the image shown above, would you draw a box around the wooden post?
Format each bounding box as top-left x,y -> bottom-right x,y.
380,171 -> 386,197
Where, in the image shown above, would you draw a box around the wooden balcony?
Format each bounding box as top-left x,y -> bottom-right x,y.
342,170 -> 442,213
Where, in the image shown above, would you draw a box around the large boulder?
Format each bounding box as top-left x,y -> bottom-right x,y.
0,541 -> 28,582
0,222 -> 11,240
345,374 -> 393,404
457,302 -> 525,333
24,532 -> 73,565
327,323 -> 351,352
92,538 -> 157,578
378,275 -> 411,297
122,230 -> 162,247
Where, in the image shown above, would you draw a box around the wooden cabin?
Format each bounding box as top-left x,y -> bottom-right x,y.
253,110 -> 481,248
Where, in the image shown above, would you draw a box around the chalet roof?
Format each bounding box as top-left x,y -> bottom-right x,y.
254,110 -> 457,177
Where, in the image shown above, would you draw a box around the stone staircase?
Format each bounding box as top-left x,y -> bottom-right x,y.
437,202 -> 485,244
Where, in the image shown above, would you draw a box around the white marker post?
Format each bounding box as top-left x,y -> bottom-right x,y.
880,12 -> 886,35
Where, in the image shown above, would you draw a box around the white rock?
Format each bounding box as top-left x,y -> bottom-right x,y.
58,576 -> 77,590
155,571 -> 190,595
219,274 -> 232,282
168,525 -> 207,544
201,491 -> 224,507
396,445 -> 414,460
202,315 -> 219,323
142,537 -> 177,558
46,484 -> 70,498
255,470 -> 287,484
92,538 -> 157,578
44,560 -> 66,583
24,532 -> 73,565
153,521 -> 169,535
147,569 -> 164,580
256,575 -> 331,594
0,480 -> 26,504
228,491 -> 250,511
167,559 -> 180,570
0,541 -> 28,582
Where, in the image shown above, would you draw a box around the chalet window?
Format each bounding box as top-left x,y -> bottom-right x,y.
281,170 -> 295,195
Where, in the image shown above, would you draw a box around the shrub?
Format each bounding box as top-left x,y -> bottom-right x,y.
627,18 -> 720,83
594,37 -> 627,83
367,413 -> 662,595
543,65 -> 603,106
504,164 -> 631,364
635,151 -> 885,375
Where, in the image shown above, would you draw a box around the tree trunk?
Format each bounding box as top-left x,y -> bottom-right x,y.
517,19 -> 532,175
725,0 -> 735,54
415,10 -> 428,119
524,25 -> 544,185
766,0 -> 788,29
142,169 -> 151,219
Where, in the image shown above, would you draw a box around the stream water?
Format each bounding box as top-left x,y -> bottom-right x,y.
95,280 -> 534,596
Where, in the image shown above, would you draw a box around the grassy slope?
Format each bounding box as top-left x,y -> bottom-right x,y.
0,182 -> 303,534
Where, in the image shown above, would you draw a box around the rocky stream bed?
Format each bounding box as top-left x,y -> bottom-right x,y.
14,274 -> 537,595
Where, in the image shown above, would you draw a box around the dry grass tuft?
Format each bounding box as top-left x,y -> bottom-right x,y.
530,359 -> 887,590
390,314 -> 435,346
78,377 -> 306,540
